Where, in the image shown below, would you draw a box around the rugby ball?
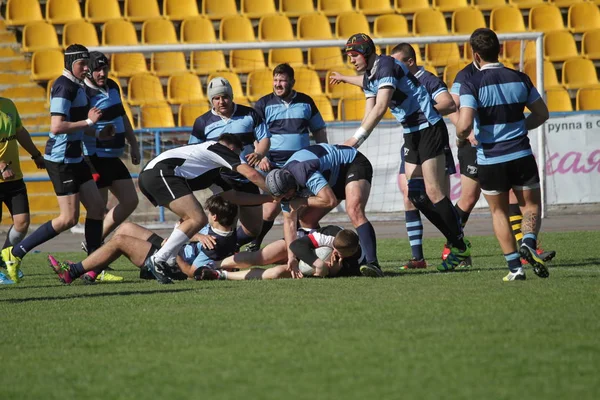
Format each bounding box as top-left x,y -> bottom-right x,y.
298,246 -> 333,276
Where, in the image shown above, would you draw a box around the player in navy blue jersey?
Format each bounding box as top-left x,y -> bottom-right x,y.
246,64 -> 329,252
189,77 -> 271,250
455,28 -> 550,281
1,44 -> 114,282
264,143 -> 382,277
331,33 -> 470,272
83,52 -> 139,241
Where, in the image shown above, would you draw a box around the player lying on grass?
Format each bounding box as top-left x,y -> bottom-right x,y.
48,196 -> 243,284
197,225 -> 364,280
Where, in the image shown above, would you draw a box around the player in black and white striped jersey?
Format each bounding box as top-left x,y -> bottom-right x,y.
138,133 -> 276,283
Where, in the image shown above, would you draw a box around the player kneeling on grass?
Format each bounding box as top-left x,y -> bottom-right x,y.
47,195 -> 240,284
198,226 -> 363,280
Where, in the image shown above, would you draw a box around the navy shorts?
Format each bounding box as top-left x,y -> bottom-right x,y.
399,145 -> 456,175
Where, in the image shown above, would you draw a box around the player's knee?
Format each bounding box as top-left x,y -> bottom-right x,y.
407,179 -> 428,208
13,216 -> 30,233
55,214 -> 78,231
124,195 -> 139,211
346,202 -> 366,225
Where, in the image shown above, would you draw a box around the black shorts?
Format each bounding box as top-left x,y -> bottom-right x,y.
403,120 -> 448,166
85,155 -> 132,189
45,159 -> 94,196
399,144 -> 456,175
457,144 -> 478,180
331,152 -> 373,200
139,167 -> 192,207
0,179 -> 29,216
145,233 -> 164,259
478,155 -> 540,195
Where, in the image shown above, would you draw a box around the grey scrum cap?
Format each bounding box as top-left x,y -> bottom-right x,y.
265,169 -> 297,197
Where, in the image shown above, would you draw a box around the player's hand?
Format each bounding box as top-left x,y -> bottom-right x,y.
467,132 -> 478,146
88,107 -> 103,123
289,197 -> 307,211
343,136 -> 360,148
97,124 -> 115,141
245,152 -> 263,167
329,71 -> 345,85
130,146 -> 141,165
258,157 -> 271,172
32,154 -> 45,169
1,163 -> 14,180
287,257 -> 302,279
197,234 -> 217,250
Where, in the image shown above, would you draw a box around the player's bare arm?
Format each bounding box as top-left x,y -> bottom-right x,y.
50,107 -> 102,135
123,116 -> 140,165
329,72 -> 363,87
344,88 -> 393,148
456,106 -> 477,140
16,127 -> 45,169
234,163 -> 268,192
525,98 -> 550,131
433,92 -> 457,116
246,137 -> 270,167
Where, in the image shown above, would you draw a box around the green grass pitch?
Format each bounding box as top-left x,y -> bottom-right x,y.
1,231 -> 599,400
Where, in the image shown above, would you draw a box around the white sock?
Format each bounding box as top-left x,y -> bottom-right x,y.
220,270 -> 228,280
154,228 -> 189,263
8,226 -> 26,245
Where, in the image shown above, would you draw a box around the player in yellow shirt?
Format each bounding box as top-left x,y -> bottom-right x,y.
0,97 -> 46,284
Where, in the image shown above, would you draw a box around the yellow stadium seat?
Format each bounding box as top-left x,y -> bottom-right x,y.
490,6 -> 527,32
452,8 -> 486,35
472,0 -> 507,10
181,17 -> 217,43
338,97 -> 365,121
229,50 -> 267,74
22,22 -> 60,53
576,87 -> 600,111
297,13 -> 333,39
294,68 -> 324,97
425,43 -> 461,67
395,0 -> 430,14
551,0 -> 584,7
46,0 -> 83,25
111,53 -> 148,77
179,103 -> 210,126
246,69 -> 274,101
139,103 -> 175,128
503,40 -> 536,64
102,20 -> 138,45
124,0 -> 162,22
151,52 -> 188,76
357,0 -> 394,15
122,101 -> 135,126
413,9 -> 448,36
279,0 -> 315,17
85,0 -> 122,23
544,30 -> 579,62
325,67 -> 362,99
434,0 -> 469,12
242,0 -> 278,18
268,49 -> 305,69
6,0 -> 43,26
443,61 -> 470,89
582,29 -> 600,60
163,0 -> 199,20
128,73 -> 166,106
508,0 -> 544,9
31,50 -> 63,81
202,0 -> 238,20
220,15 -> 255,42
62,21 -> 99,48
308,47 -> 346,71
259,15 -> 294,41
546,88 -> 573,112
529,4 -> 565,32
318,0 -> 354,17
562,57 -> 599,89
568,3 -> 600,33
523,59 -> 561,89
167,73 -> 205,104
207,72 -> 248,104
143,19 -> 178,44
191,51 -> 228,75
336,12 -> 371,39
373,14 -> 409,38
312,95 -> 335,122
46,79 -> 56,106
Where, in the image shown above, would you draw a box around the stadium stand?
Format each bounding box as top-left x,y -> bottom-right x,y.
139,103 -> 176,129
434,0 -> 469,13
202,0 -> 238,20
142,19 -> 177,44
308,47 -> 346,71
336,12 -> 371,39
163,0 -> 200,20
279,0 -> 315,17
472,0 -> 507,10
413,9 -> 448,35
357,0 -> 395,15
509,0 -> 545,9
62,21 -> 99,48
529,4 -> 565,32
337,97 -> 365,121
45,0 -> 82,25
576,87 -> 600,111
5,0 -> 44,26
179,103 -> 210,127
490,6 -> 526,32
259,15 -> 294,41
22,22 -> 60,53
31,49 -> 63,81
313,95 -> 336,122
85,0 -> 122,23
111,53 -> 149,78
297,13 -> 333,39
568,2 -> 600,34
220,15 -> 255,42
373,14 -> 409,38
582,29 -> 600,60
451,8 -> 486,35
127,73 -> 167,106
124,0 -> 162,22
523,60 -> 562,89
242,0 -> 278,18
318,0 -> 355,17
229,49 -> 267,74
102,19 -> 138,45
151,52 -> 188,76
425,43 -> 461,67
544,30 -> 579,63
181,16 -> 216,43
268,48 -> 304,69
395,0 -> 430,14
326,67 -> 362,99
443,61 -> 471,89
562,57 -> 599,90
546,87 -> 574,112
246,69 -> 274,102
293,68 -> 324,97
190,50 -> 228,75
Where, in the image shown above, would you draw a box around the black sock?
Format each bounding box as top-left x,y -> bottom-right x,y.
356,221 -> 378,264
508,203 -> 523,247
434,197 -> 466,251
84,218 -> 103,255
11,221 -> 58,259
251,219 -> 275,248
455,204 -> 470,229
69,262 -> 86,280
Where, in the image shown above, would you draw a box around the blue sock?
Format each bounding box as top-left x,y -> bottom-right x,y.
236,226 -> 255,247
357,221 -> 378,264
522,233 -> 537,250
84,218 -> 103,255
11,221 -> 58,259
252,219 -> 275,248
405,210 -> 424,260
69,262 -> 86,280
505,252 -> 521,273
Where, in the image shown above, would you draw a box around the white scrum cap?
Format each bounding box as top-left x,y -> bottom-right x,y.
207,77 -> 233,103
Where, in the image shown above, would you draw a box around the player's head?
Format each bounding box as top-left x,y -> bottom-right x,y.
207,77 -> 234,116
390,43 -> 418,71
273,63 -> 295,99
217,133 -> 244,155
64,44 -> 90,80
470,28 -> 500,64
89,51 -> 109,87
333,229 -> 360,259
345,33 -> 376,73
205,195 -> 238,229
265,168 -> 297,200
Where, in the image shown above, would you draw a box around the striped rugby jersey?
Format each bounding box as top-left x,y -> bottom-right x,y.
181,224 -> 237,269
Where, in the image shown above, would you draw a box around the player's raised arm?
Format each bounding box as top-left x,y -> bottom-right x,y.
344,88 -> 392,148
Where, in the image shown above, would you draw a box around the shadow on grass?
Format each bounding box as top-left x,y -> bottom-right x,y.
553,258 -> 600,268
4,278 -> 155,291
